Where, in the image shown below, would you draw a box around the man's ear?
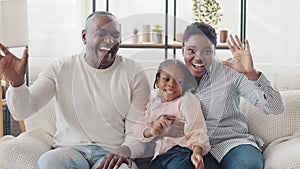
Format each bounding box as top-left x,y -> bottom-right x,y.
82,29 -> 87,44
181,47 -> 184,55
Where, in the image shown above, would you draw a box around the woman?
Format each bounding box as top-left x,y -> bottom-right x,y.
181,22 -> 284,169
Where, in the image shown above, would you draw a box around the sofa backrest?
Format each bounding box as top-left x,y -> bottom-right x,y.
240,90 -> 300,150
25,66 -> 300,152
24,99 -> 56,137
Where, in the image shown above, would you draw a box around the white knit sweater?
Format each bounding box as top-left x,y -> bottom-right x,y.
7,51 -> 151,158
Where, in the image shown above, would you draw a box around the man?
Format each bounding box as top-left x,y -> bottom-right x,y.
0,11 -> 150,169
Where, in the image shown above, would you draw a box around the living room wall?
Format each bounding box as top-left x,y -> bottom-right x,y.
24,0 -> 300,88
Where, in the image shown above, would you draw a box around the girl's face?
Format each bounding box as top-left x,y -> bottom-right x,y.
182,34 -> 215,81
156,64 -> 185,102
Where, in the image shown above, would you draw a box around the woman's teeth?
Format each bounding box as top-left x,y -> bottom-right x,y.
193,63 -> 205,67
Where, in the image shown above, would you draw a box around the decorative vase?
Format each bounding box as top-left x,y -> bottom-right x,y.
132,34 -> 139,43
152,31 -> 163,43
142,25 -> 151,42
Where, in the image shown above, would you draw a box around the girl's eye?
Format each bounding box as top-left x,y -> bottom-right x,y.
187,48 -> 195,53
162,77 -> 169,81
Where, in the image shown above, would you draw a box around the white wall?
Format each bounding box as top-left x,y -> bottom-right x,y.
11,0 -> 300,87
248,0 -> 300,64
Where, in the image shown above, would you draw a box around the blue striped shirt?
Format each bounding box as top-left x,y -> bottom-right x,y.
193,58 -> 285,162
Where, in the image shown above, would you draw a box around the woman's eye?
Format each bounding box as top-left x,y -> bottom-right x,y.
203,50 -> 213,55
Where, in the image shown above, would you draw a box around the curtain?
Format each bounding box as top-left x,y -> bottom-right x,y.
27,0 -> 91,83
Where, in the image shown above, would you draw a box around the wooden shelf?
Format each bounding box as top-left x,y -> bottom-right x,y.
120,42 -> 228,49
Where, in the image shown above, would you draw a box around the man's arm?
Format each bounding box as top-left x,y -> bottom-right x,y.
6,62 -> 56,120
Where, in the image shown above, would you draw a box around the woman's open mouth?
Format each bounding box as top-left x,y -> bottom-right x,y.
192,62 -> 205,70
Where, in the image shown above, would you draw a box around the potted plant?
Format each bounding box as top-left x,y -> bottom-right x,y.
152,24 -> 163,43
192,0 -> 222,31
132,28 -> 139,43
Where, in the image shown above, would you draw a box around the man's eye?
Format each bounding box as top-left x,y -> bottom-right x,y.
111,32 -> 120,39
97,31 -> 107,37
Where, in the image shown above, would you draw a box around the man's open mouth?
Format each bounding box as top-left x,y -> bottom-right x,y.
99,47 -> 111,52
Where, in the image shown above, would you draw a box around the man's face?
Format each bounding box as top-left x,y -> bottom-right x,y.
82,14 -> 121,69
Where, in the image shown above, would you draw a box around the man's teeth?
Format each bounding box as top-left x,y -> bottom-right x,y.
99,47 -> 110,51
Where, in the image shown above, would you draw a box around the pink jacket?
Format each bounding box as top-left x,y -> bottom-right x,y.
132,92 -> 210,158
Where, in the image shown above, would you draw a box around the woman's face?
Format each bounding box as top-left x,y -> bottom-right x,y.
182,34 -> 215,80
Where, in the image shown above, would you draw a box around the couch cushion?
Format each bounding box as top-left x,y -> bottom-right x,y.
263,136 -> 300,169
240,90 -> 300,150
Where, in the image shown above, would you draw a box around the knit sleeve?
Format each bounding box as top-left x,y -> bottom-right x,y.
6,62 -> 57,120
121,66 -> 151,158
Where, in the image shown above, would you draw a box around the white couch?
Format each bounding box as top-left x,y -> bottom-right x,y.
1,63 -> 300,168
1,90 -> 300,169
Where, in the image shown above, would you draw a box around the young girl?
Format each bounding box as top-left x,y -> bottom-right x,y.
133,59 -> 210,169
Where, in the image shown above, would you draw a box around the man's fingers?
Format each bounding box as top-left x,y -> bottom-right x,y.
113,157 -> 132,169
0,43 -> 10,55
22,47 -> 29,61
96,157 -> 106,169
99,154 -> 114,169
107,156 -> 119,169
126,158 -> 132,168
245,39 -> 250,51
104,156 -> 132,169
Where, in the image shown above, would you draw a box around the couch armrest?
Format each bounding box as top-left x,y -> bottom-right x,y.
263,137 -> 300,169
241,90 -> 300,151
0,128 -> 53,169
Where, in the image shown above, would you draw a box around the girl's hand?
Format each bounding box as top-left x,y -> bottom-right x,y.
221,35 -> 259,81
191,153 -> 204,169
151,115 -> 177,136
